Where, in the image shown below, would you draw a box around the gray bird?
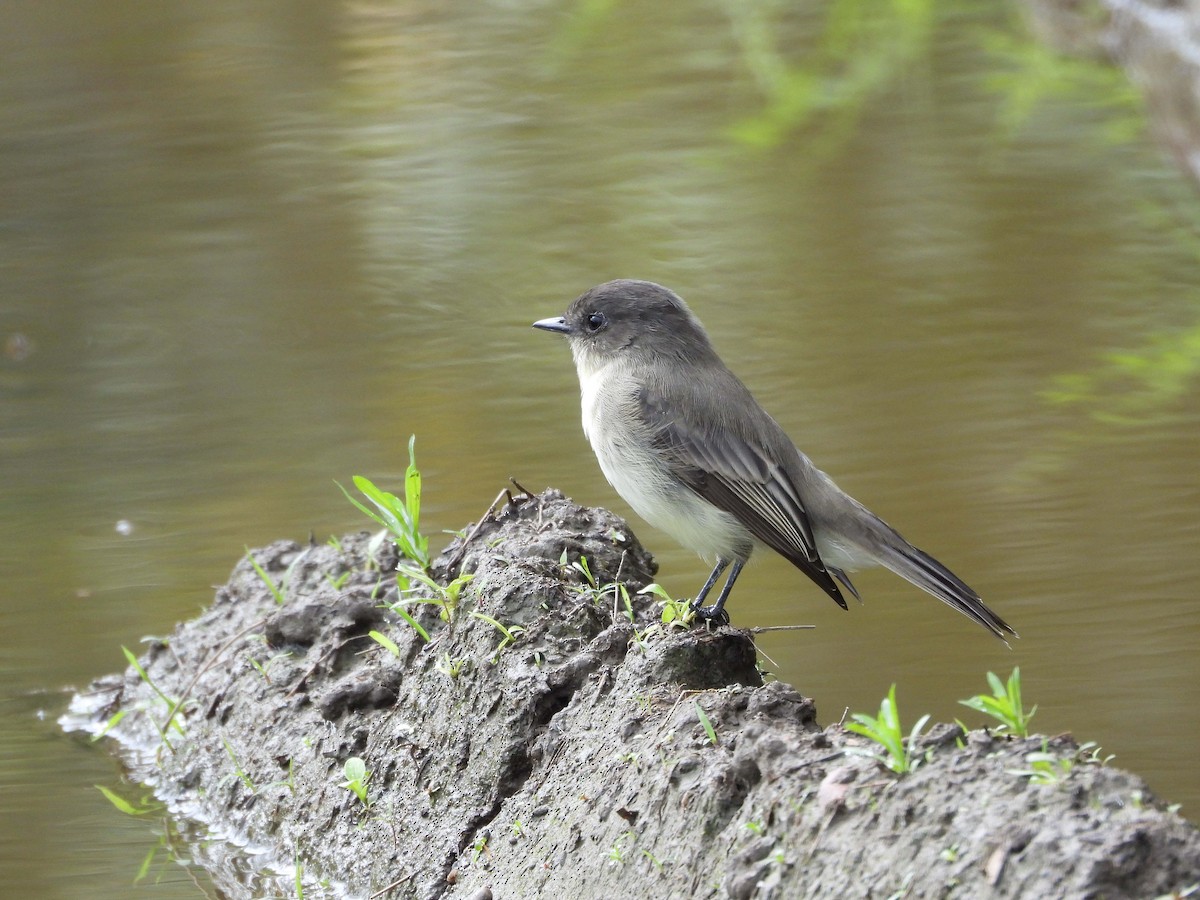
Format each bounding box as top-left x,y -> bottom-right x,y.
533,279 -> 1015,640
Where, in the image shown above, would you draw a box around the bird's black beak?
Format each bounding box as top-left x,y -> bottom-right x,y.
532,316 -> 571,334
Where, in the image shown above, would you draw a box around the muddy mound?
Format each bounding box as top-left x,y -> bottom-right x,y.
65,490 -> 1200,898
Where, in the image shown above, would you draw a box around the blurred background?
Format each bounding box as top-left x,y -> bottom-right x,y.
2,0 -> 1198,895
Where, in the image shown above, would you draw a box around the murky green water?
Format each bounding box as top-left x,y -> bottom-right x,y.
3,1 -> 1198,894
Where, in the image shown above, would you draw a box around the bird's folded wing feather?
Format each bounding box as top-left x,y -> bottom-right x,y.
638,382 -> 847,609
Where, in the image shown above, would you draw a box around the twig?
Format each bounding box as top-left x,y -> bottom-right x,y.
159,617 -> 269,752
369,869 -> 414,898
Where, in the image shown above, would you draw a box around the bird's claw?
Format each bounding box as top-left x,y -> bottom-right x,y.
688,599 -> 730,626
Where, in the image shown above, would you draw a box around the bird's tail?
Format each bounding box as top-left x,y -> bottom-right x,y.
872,532 -> 1017,643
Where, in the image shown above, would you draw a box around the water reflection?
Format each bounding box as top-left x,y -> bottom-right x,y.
1,0 -> 1198,895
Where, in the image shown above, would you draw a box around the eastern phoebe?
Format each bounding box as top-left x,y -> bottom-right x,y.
533,279 -> 1015,640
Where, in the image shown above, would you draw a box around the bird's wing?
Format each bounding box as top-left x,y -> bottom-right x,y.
638,383 -> 848,610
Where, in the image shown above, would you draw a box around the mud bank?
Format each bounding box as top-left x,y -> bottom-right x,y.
66,490 -> 1199,899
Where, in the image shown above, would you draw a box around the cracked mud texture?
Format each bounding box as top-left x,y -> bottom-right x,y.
67,489 -> 1200,899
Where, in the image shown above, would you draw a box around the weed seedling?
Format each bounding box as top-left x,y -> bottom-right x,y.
220,735 -> 256,793
95,784 -> 164,816
338,435 -> 429,569
469,611 -> 525,662
369,630 -> 402,657
959,667 -> 1037,737
244,547 -> 287,605
435,653 -> 467,679
340,757 -> 372,808
639,583 -> 694,626
845,684 -> 931,774
695,701 -> 718,746
121,645 -> 185,748
641,849 -> 665,872
393,568 -> 475,623
471,833 -> 490,863
1008,738 -> 1112,785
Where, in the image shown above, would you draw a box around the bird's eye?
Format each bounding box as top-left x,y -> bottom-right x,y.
585,312 -> 607,332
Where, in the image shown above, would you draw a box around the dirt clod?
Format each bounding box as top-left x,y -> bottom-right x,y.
65,490 -> 1200,899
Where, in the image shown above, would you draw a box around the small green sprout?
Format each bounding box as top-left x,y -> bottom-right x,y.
389,605 -> 431,643
845,684 -> 931,774
640,848 -> 665,872
369,630 -> 401,657
394,567 -> 475,622
469,611 -> 525,661
435,653 -> 467,679
639,583 -> 693,626
248,650 -> 292,683
472,833 -> 490,863
340,757 -> 371,808
695,701 -> 718,746
95,784 -> 163,816
121,645 -> 185,748
608,831 -> 635,864
570,553 -> 598,589
326,570 -> 352,590
221,735 -> 256,792
337,435 -> 429,569
1008,739 -> 1113,786
959,667 -> 1037,737
245,546 -> 287,604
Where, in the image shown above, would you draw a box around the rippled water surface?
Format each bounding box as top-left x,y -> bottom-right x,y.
2,1 -> 1198,894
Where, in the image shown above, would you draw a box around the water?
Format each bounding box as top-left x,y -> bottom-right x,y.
3,1 -> 1198,894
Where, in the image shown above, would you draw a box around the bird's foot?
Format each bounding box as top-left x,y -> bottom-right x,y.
688,599 -> 730,627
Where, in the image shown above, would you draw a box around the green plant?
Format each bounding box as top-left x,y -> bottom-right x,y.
695,701 -> 718,746
1008,739 -> 1114,786
565,553 -> 628,612
220,735 -> 256,793
608,831 -> 635,864
326,570 -> 352,590
471,833 -> 490,863
120,645 -> 185,748
639,583 -> 694,626
245,546 -> 287,604
340,757 -> 371,808
640,848 -> 665,872
338,435 -> 429,569
469,611 -> 525,662
959,668 -> 1037,737
369,630 -> 402,657
248,649 -> 292,684
436,653 -> 467,679
393,568 -> 475,623
95,784 -> 164,816
845,684 -> 931,774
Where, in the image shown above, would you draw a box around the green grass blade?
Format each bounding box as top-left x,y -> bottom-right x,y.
369,630 -> 401,656
695,701 -> 718,745
244,547 -> 286,605
393,607 -> 430,643
95,784 -> 150,816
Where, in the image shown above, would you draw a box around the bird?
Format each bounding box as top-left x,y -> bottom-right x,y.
533,279 -> 1015,641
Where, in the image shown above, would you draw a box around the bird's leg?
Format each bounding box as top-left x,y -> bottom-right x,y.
689,559 -> 728,611
690,558 -> 745,622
